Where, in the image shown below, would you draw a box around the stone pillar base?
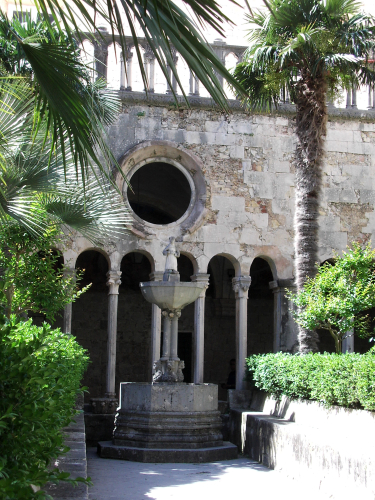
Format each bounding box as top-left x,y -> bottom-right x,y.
98,382 -> 238,463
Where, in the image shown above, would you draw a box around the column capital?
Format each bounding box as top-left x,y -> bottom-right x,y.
232,276 -> 251,297
191,273 -> 210,286
106,270 -> 122,295
149,271 -> 164,281
191,273 -> 209,298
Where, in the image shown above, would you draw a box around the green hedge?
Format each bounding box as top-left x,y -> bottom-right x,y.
0,317 -> 90,499
246,351 -> 375,410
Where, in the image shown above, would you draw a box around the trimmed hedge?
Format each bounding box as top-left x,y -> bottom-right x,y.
246,351 -> 375,410
0,317 -> 90,499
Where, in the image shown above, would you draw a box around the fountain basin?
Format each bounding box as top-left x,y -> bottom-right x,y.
139,281 -> 206,311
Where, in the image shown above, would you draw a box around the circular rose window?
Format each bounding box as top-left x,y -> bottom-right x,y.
127,161 -> 193,225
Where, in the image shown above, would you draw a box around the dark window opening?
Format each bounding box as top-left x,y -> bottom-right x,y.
127,162 -> 192,225
76,251 -> 108,292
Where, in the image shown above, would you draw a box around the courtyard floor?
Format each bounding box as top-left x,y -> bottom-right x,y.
87,447 -> 334,500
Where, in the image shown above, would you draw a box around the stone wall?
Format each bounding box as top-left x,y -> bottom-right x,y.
65,96 -> 375,400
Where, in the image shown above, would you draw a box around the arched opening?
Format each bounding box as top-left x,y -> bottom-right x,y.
204,255 -> 236,400
73,250 -> 109,401
127,161 -> 192,224
117,252 -> 152,384
107,42 -> 121,89
224,52 -> 238,100
248,257 -> 274,354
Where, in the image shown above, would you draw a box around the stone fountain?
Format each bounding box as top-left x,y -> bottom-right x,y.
98,238 -> 237,462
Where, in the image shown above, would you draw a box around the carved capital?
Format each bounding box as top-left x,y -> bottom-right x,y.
232,276 -> 251,297
144,44 -> 155,61
161,309 -> 181,318
191,273 -> 209,297
106,270 -> 122,295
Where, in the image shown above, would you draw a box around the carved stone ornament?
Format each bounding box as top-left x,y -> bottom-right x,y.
232,276 -> 252,294
90,397 -> 118,414
152,359 -> 185,383
106,270 -> 122,294
163,236 -> 180,272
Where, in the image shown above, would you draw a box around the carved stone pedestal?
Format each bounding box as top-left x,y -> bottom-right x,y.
98,382 -> 237,463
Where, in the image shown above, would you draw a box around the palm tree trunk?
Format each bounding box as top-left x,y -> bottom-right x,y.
294,71 -> 327,353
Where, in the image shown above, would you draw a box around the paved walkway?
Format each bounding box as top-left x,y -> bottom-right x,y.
87,448 -> 334,500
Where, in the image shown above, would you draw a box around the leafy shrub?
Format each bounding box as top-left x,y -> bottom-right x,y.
0,317 -> 90,499
288,244 -> 375,353
246,350 -> 375,410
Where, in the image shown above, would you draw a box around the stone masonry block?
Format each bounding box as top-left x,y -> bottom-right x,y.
227,121 -> 253,134
214,133 -> 237,146
239,228 -> 261,245
319,230 -> 347,249
325,141 -> 348,153
339,189 -> 358,203
359,190 -> 375,204
205,120 -> 228,133
211,195 -> 245,212
326,129 -> 354,142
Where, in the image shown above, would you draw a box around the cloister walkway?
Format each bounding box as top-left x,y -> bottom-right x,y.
86,447 -> 334,500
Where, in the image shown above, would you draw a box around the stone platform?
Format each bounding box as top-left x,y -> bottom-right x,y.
98,382 -> 238,463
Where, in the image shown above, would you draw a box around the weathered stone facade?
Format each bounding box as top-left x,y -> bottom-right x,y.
62,94 -> 375,402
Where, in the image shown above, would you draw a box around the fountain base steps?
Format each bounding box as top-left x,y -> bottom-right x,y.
97,382 -> 238,463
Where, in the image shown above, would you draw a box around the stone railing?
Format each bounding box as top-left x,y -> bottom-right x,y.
80,31 -> 375,110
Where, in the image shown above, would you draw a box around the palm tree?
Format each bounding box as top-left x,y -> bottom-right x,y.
234,0 -> 375,352
0,16 -> 130,239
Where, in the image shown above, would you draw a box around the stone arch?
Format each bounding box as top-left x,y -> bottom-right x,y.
251,253 -> 278,281
205,252 -> 241,278
76,247 -> 110,268
120,249 -> 155,273
179,251 -> 198,277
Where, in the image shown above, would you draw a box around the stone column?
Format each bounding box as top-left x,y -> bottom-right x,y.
166,64 -> 172,94
120,52 -> 126,89
171,50 -> 178,93
342,330 -> 354,353
105,270 -> 122,398
149,271 -> 163,381
62,267 -> 75,334
232,276 -> 251,390
351,87 -> 357,109
191,274 -> 210,384
125,49 -> 133,90
170,311 -> 181,361
189,70 -> 194,95
269,279 -> 298,353
161,311 -> 172,359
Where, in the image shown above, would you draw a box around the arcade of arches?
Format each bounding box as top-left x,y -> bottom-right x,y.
68,250 -> 275,402
60,247 -> 371,405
